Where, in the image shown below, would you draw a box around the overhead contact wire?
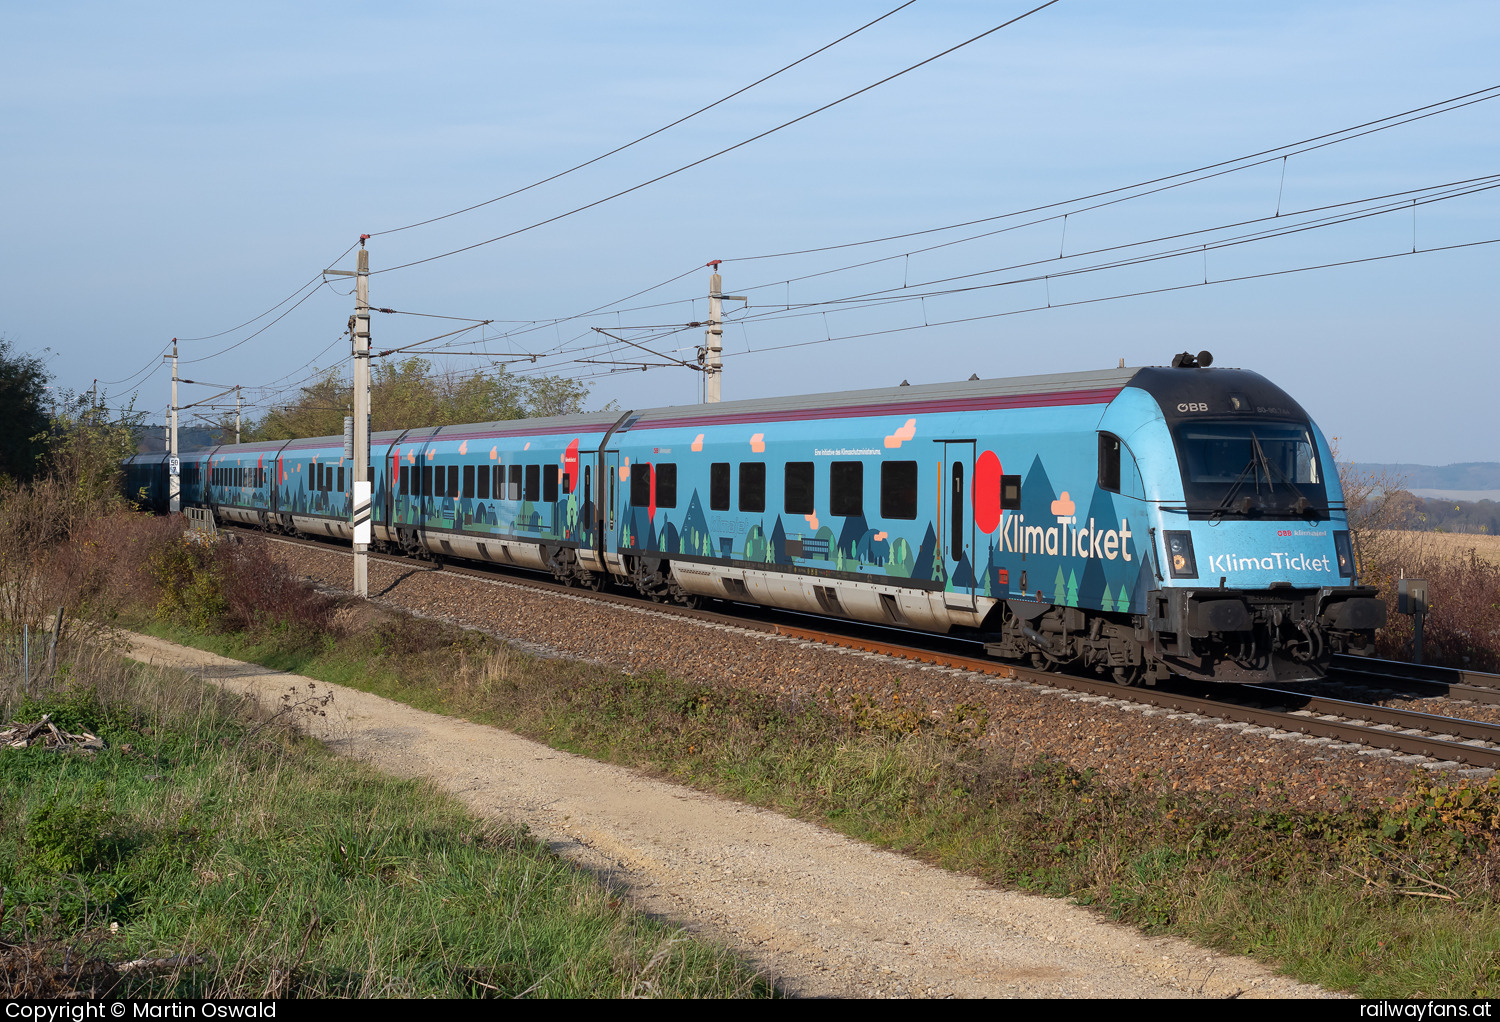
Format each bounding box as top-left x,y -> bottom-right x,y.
373,0 -> 1064,275
370,1 -> 918,237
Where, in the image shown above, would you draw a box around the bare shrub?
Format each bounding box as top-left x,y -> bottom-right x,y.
1334,442 -> 1500,669
38,514 -> 186,622
1360,531 -> 1500,670
208,535 -> 338,635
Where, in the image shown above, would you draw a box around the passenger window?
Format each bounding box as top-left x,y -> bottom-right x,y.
784,462 -> 814,515
584,464 -> 592,508
711,463 -> 730,511
1099,432 -> 1121,493
447,466 -> 460,498
739,463 -> 765,513
543,464 -> 559,503
524,465 -> 540,502
337,467 -> 345,492
631,465 -> 652,506
1001,474 -> 1022,510
881,461 -> 918,519
463,465 -> 475,498
477,464 -> 490,499
656,463 -> 677,509
830,461 -> 863,517
508,465 -> 522,501
422,465 -> 433,497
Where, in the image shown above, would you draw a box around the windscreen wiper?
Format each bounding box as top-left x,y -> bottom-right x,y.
1210,450 -> 1263,519
1250,433 -> 1315,515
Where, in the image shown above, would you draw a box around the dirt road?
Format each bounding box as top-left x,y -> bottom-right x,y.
125,632 -> 1330,999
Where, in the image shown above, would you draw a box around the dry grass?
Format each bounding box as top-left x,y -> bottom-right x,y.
1373,529 -> 1500,568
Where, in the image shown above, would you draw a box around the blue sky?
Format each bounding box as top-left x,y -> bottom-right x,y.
3,1 -> 1497,463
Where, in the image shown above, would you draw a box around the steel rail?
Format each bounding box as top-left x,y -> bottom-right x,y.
1244,686 -> 1500,744
228,524 -> 1500,769
1330,654 -> 1500,706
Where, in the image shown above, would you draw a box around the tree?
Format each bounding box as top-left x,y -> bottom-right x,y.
0,337 -> 50,483
43,388 -> 147,526
248,357 -> 594,441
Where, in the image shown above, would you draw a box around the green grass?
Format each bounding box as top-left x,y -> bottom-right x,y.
123,608 -> 1500,999
0,654 -> 767,998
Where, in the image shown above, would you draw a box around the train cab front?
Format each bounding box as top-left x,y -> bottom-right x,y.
1114,358 -> 1386,683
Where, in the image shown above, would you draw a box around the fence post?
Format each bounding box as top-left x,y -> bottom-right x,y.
44,606 -> 63,686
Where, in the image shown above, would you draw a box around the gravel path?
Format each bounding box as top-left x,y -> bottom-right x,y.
273,541 -> 1482,808
124,632 -> 1331,999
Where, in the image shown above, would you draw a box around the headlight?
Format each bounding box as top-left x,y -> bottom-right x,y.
1164,530 -> 1198,579
1334,531 -> 1354,578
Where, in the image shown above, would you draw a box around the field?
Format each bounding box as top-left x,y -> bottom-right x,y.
1373,529 -> 1500,569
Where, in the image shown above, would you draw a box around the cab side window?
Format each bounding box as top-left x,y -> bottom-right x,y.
1098,432 -> 1121,493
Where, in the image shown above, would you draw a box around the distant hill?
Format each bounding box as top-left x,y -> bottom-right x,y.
134,425 -> 222,454
1348,462 -> 1500,489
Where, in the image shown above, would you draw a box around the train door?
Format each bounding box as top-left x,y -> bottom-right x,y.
600,450 -> 625,576
385,445 -> 401,531
940,439 -> 977,611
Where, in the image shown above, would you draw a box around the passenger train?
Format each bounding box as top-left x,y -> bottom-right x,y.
124,353 -> 1386,684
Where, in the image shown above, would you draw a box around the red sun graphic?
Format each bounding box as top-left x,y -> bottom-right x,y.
974,449 -> 1004,534
563,439 -> 579,493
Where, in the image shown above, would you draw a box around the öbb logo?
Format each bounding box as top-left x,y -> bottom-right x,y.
1277,529 -> 1293,536
1177,402 -> 1208,413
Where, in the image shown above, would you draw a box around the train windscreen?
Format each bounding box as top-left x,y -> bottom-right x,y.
1172,420 -> 1327,517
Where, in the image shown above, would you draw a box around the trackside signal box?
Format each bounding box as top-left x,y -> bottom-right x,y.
1397,578 -> 1428,616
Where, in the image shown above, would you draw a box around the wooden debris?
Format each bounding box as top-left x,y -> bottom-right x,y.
0,714 -> 105,752
113,955 -> 204,974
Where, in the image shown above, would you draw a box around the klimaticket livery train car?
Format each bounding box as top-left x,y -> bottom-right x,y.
126,357 -> 1386,684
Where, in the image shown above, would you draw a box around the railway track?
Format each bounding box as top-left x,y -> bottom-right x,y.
225,524 -> 1500,772
1329,653 -> 1500,705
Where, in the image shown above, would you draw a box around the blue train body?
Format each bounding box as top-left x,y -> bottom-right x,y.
125,359 -> 1385,683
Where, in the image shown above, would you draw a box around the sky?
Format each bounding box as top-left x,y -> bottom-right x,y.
2,0 -> 1497,464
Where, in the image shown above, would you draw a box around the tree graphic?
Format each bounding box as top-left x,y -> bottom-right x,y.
886,537 -> 914,578
1066,569 -> 1079,608
1054,567 -> 1067,607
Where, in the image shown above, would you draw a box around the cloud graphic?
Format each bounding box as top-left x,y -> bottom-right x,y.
873,531 -> 887,542
620,456 -> 630,481
490,446 -> 498,460
426,450 -> 434,459
1051,491 -> 1076,517
459,440 -> 468,455
805,513 -> 819,531
690,433 -> 704,452
750,433 -> 765,453
524,442 -> 531,450
884,418 -> 917,448
407,450 -> 417,464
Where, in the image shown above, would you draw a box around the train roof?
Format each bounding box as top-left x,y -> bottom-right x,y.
135,362 -> 1301,457
279,365 -> 1143,451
